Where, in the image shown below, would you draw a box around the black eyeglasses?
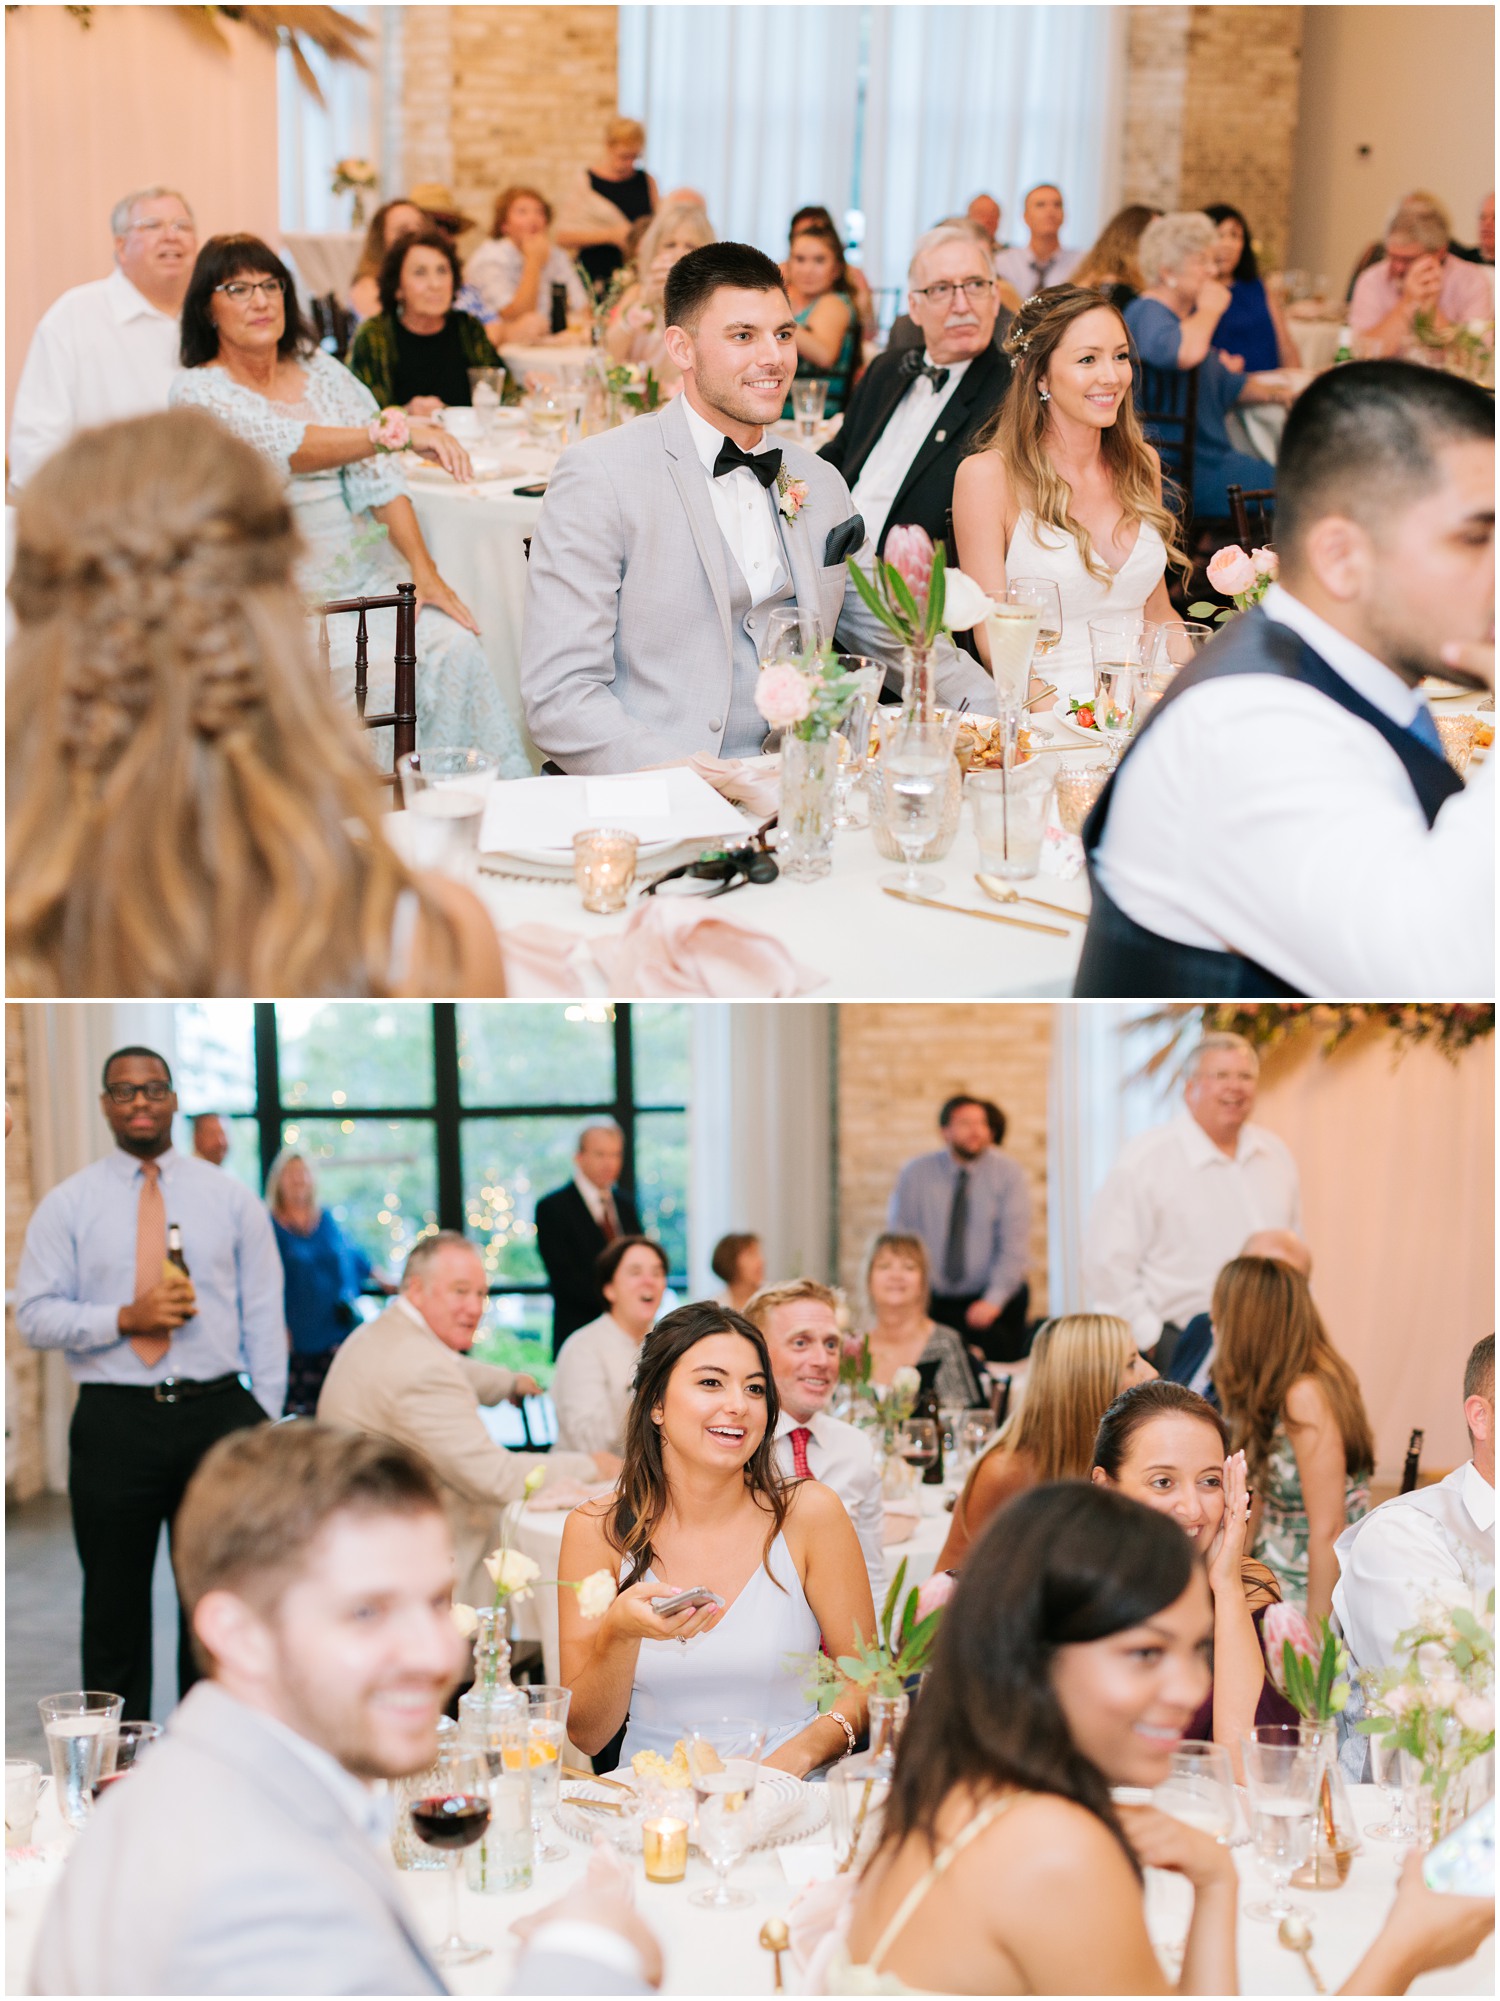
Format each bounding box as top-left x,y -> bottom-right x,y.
911,278 -> 996,304
104,1082 -> 172,1105
641,822 -> 780,899
213,278 -> 285,302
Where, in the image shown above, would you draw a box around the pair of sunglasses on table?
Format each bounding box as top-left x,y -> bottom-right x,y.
640,819 -> 779,898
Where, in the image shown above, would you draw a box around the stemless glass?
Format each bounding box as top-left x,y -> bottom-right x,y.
1007,577 -> 1063,660
879,714 -> 960,897
1242,1726 -> 1318,1924
686,1718 -> 766,1910
1152,1741 -> 1236,1841
522,1685 -> 571,1864
1365,1735 -> 1420,1843
411,1742 -> 492,1965
1087,613 -> 1147,764
38,1691 -> 122,1830
397,748 -> 493,873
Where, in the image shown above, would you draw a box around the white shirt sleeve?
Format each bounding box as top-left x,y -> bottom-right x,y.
1332,1505 -> 1464,1672
1082,1154 -> 1164,1352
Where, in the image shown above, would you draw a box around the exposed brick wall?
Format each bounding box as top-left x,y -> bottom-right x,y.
6,1006 -> 43,1502
835,1006 -> 1051,1323
1121,7 -> 1191,218
392,5 -> 620,254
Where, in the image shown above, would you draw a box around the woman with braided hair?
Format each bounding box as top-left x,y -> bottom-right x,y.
6,406 -> 506,996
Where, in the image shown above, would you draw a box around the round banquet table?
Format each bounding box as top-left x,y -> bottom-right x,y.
280,228 -> 365,303
4,1779 -> 1489,1995
1287,315 -> 1345,372
497,339 -> 597,385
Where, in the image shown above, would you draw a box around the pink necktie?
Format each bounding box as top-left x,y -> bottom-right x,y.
789,1426 -> 813,1481
131,1160 -> 171,1369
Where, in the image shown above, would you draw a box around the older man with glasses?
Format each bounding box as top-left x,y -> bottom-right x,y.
14,1046 -> 284,1723
822,222 -> 1012,556
8,185 -> 198,490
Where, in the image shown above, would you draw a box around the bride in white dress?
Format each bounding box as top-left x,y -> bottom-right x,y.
952,286 -> 1189,713
559,1302 -> 873,1776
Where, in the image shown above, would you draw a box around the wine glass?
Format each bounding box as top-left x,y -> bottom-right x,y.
761,606 -> 822,665
958,1414 -> 992,1473
90,1721 -> 162,1802
1152,1740 -> 1236,1841
1242,1725 -> 1318,1925
411,1742 -> 492,1965
38,1691 -> 122,1831
1365,1734 -> 1419,1843
831,657 -> 885,827
897,1417 -> 938,1474
686,1718 -> 766,1909
522,1684 -> 571,1864
879,714 -> 959,897
1007,577 -> 1062,661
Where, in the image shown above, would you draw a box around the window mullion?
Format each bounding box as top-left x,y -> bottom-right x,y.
432,1003 -> 464,1230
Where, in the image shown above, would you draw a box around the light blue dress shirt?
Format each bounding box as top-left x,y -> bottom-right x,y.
15,1147 -> 288,1417
887,1147 -> 1030,1306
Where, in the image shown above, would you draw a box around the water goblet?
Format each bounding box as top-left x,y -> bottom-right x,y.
831,656 -> 884,826
686,1718 -> 766,1910
1364,1735 -> 1419,1843
760,606 -> 823,665
1242,1726 -> 1318,1925
1087,613 -> 1148,764
411,1741 -> 492,1965
791,378 -> 828,439
879,713 -> 960,897
521,1685 -> 572,1864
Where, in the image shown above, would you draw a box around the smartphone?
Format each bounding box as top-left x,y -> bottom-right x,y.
512,481 -> 549,497
1423,1796 -> 1493,1897
650,1587 -> 725,1619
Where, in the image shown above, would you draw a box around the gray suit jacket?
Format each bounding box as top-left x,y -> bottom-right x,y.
29,1682 -> 446,1996
521,393 -> 997,773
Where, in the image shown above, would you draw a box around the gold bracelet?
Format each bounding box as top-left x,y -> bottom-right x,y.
828,1708 -> 857,1758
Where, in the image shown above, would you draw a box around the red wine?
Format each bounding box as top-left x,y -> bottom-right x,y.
91,1770 -> 130,1800
410,1793 -> 490,1850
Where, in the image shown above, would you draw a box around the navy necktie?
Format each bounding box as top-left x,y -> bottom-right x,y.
901,350 -> 950,394
713,438 -> 781,488
1405,702 -> 1444,757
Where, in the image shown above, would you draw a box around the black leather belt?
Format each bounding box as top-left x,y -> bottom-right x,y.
84,1373 -> 245,1405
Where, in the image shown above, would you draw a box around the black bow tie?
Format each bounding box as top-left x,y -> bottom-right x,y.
902,351 -> 950,393
713,438 -> 782,488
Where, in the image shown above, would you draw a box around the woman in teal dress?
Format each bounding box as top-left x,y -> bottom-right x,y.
171,234 -> 529,775
782,219 -> 859,417
1211,1254 -> 1373,1619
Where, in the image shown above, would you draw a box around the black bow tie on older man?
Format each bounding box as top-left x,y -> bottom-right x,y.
901,350 -> 951,393
713,437 -> 782,487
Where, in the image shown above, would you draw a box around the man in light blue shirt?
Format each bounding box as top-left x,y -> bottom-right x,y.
888,1094 -> 1031,1364
15,1045 -> 285,1720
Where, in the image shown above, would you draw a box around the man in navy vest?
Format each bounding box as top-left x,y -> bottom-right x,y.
1076,361 -> 1493,998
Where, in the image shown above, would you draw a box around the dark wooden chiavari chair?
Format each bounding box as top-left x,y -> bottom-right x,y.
316,580 -> 417,782
1227,481 -> 1276,550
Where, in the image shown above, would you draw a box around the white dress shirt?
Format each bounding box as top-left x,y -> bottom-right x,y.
255,1707 -> 391,1851
994,243 -> 1080,294
571,1166 -> 619,1234
1094,584 -> 1495,996
8,268 -> 182,490
1333,1460 -> 1495,1673
851,356 -> 971,549
1083,1112 -> 1302,1350
681,393 -> 789,605
551,1312 -> 641,1455
772,1406 -> 887,1602
463,238 -> 589,319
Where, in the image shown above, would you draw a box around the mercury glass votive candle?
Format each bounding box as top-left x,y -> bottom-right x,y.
573,827 -> 639,912
642,1815 -> 688,1883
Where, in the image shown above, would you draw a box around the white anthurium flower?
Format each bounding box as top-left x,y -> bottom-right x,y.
483,1548 -> 542,1600
576,1570 -> 617,1621
451,1602 -> 479,1638
941,568 -> 997,633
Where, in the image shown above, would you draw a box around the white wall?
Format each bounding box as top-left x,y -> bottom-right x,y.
1288,5 -> 1495,286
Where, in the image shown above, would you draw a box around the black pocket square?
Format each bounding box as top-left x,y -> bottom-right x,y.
823,515 -> 866,566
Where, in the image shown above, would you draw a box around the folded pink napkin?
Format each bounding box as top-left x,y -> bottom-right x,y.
788,1874 -> 857,1990
502,897 -> 824,997
688,752 -> 781,821
526,1479 -> 595,1513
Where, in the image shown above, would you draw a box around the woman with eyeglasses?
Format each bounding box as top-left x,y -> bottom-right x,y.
169,235 -> 528,775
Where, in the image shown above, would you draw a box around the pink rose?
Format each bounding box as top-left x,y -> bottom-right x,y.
1206,544 -> 1258,597
1251,546 -> 1279,580
371,407 -> 410,452
755,661 -> 814,731
884,524 -> 935,610
914,1570 -> 956,1623
1456,1691 -> 1495,1736
1263,1601 -> 1320,1692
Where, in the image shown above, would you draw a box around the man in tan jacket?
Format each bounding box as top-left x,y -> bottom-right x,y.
318,1232 -> 615,1601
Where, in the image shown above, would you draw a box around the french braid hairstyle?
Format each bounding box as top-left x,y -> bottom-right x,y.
6,406 -> 462,996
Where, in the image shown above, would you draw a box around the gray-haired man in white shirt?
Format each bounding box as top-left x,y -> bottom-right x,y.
1084,1033 -> 1302,1362
9,186 -> 197,491
747,1279 -> 886,1603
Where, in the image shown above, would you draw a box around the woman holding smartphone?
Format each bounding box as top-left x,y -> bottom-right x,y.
559,1302 -> 873,1775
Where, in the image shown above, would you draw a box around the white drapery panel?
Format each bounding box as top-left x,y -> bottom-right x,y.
859,5 -> 1125,290
277,7 -> 378,233
619,7 -> 865,258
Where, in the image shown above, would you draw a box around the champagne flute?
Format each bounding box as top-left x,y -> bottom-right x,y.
879,714 -> 959,897
411,1742 -> 492,1965
1007,577 -> 1062,659
1242,1726 -> 1317,1925
983,601 -> 1041,713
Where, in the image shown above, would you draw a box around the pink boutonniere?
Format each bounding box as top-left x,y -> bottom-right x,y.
777,466 -> 809,525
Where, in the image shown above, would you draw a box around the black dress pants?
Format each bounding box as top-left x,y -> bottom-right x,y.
68,1380 -> 268,1719
929,1281 -> 1033,1368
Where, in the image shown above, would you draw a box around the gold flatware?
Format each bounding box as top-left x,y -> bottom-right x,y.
975,873 -> 1086,923
561,1768 -> 634,1793
1277,1916 -> 1327,1993
759,1918 -> 790,1992
562,1792 -> 628,1815
881,886 -> 1068,937
1022,684 -> 1058,711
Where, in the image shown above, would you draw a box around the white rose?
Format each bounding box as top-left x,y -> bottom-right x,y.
576,1569 -> 617,1621
891,1366 -> 922,1398
1428,1675 -> 1466,1712
483,1548 -> 541,1599
451,1601 -> 479,1638
940,568 -> 997,633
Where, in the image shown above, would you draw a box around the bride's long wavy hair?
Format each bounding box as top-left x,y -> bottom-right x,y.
971,284 -> 1190,585
6,407 -> 461,996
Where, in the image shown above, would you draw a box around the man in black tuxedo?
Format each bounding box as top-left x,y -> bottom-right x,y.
534,1123 -> 642,1355
821,222 -> 1011,557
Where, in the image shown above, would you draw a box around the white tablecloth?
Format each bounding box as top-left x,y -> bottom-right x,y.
280,229 -> 365,302
1288,316 -> 1344,372
6,1781 -> 1489,1994
497,340 -> 597,385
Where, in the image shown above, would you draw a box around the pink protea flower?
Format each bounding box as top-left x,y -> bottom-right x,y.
884,524 -> 935,610
1206,543 -> 1257,597
1263,1601 -> 1319,1692
914,1569 -> 956,1623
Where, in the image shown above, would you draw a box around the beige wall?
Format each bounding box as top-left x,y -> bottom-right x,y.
5,1006 -> 42,1502
835,1006 -> 1051,1322
1251,1026 -> 1494,1480
1288,5 -> 1495,287
4,5 -> 280,435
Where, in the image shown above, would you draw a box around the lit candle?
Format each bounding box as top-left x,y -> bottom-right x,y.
573,827 -> 639,913
642,1814 -> 688,1883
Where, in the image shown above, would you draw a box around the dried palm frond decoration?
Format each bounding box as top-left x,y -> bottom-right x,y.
1134,1003 -> 1494,1086
171,6 -> 372,104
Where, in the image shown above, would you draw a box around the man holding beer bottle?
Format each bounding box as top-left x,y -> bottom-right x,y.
16,1046 -> 285,1719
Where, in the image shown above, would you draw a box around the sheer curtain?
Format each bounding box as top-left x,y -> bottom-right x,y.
619,7 -> 863,256
277,7 -> 378,233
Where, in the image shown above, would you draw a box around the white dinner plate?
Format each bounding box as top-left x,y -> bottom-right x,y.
554,1768 -> 826,1854
403,455 -> 523,485
483,835 -> 683,871
1048,708 -> 1109,744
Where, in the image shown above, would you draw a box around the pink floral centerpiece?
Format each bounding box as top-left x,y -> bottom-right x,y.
1190,543 -> 1277,623
847,525 -> 995,715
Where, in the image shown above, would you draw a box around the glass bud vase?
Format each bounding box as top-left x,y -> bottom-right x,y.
1291,1721 -> 1362,1888
458,1604 -> 532,1895
778,734 -> 838,881
867,1690 -> 910,1779
900,644 -> 937,721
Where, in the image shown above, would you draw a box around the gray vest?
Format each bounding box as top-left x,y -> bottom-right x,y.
720,495 -> 797,759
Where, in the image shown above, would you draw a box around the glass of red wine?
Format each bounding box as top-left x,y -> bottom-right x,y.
90,1720 -> 162,1801
410,1743 -> 492,1966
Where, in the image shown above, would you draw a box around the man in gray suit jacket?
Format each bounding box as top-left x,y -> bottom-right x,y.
522,241 -> 998,773
31,1423 -> 654,1995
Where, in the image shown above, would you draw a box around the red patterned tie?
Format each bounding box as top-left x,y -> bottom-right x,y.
789,1426 -> 813,1480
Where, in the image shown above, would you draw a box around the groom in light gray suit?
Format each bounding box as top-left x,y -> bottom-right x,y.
522,241 -> 998,773
31,1424 -> 655,1996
